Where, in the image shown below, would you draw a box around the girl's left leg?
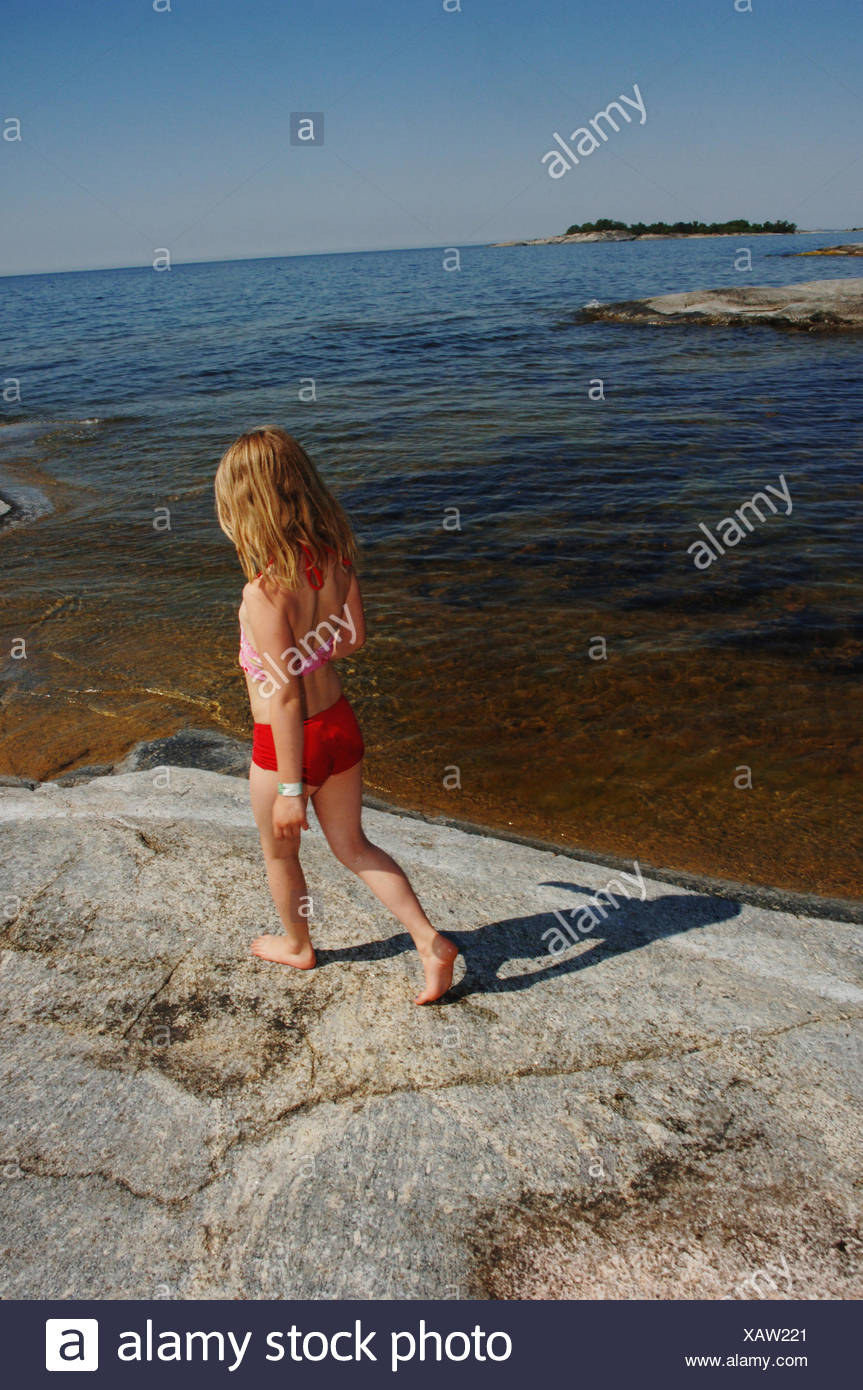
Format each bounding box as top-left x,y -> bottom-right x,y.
248,761 -> 319,968
310,758 -> 458,1003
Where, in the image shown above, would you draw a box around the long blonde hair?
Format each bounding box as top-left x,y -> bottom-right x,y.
214,426 -> 359,587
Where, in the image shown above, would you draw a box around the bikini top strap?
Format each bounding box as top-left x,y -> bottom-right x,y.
299,541 -> 352,586
299,541 -> 324,589
324,542 -> 352,568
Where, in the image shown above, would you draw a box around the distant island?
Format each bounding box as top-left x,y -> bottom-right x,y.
564,217 -> 797,236
493,217 -> 800,247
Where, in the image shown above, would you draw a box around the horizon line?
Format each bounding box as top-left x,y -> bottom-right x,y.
0,226 -> 855,280
0,239 -> 494,281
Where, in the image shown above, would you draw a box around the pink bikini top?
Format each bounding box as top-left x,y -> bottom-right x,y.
238,542 -> 350,684
239,624 -> 336,683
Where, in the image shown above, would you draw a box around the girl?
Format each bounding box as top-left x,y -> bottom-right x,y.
214,425 -> 459,1004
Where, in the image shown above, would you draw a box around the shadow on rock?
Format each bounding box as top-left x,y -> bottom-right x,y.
444,883 -> 740,1001
313,933 -> 414,968
309,885 -> 740,1001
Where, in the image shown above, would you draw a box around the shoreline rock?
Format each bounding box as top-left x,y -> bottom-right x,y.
1,766 -> 861,1298
494,230 -> 639,245
18,730 -> 863,922
793,242 -> 863,257
578,277 -> 863,331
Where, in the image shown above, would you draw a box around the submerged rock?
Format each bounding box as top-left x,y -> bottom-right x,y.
1,767 -> 861,1298
115,726 -> 252,778
579,277 -> 863,331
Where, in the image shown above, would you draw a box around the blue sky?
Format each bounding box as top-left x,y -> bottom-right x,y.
2,0 -> 862,274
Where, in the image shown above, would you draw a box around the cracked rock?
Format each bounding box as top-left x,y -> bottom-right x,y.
0,767 -> 861,1298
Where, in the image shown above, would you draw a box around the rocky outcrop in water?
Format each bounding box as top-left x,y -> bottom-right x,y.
1,767 -> 861,1298
579,277 -> 863,331
794,243 -> 863,257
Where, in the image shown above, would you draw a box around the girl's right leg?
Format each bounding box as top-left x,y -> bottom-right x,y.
310,758 -> 458,1003
248,760 -> 317,969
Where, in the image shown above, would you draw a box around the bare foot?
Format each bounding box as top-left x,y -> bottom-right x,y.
250,934 -> 316,969
414,932 -> 458,1005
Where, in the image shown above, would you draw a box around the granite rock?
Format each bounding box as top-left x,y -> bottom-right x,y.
0,769 -> 861,1298
579,277 -> 863,331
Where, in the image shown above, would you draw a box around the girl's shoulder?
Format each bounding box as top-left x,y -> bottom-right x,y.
243,573 -> 295,611
328,548 -> 357,586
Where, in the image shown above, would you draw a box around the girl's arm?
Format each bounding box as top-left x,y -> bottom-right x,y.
243,584 -> 309,838
332,569 -> 366,658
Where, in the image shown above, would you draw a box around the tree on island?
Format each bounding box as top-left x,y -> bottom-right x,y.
564,218 -> 797,236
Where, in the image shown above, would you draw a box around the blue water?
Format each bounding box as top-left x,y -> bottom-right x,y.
1,234 -> 861,893
2,235 -> 861,600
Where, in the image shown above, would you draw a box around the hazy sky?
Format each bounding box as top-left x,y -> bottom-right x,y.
2,0 -> 861,274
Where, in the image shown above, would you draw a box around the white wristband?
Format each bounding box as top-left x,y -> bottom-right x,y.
277,782 -> 304,797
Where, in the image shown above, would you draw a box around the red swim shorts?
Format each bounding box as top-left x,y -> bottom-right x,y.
252,693 -> 365,787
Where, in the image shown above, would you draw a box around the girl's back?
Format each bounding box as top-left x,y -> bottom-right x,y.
239,548 -> 364,722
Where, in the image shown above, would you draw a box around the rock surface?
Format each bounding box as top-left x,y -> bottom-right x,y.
1,768 -> 861,1299
491,231 -> 799,247
794,243 -> 863,257
494,230 -> 639,245
579,277 -> 863,331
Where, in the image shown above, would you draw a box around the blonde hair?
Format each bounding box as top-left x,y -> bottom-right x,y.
214,426 -> 359,587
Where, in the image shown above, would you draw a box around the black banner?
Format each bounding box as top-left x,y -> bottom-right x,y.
5,1299 -> 856,1387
